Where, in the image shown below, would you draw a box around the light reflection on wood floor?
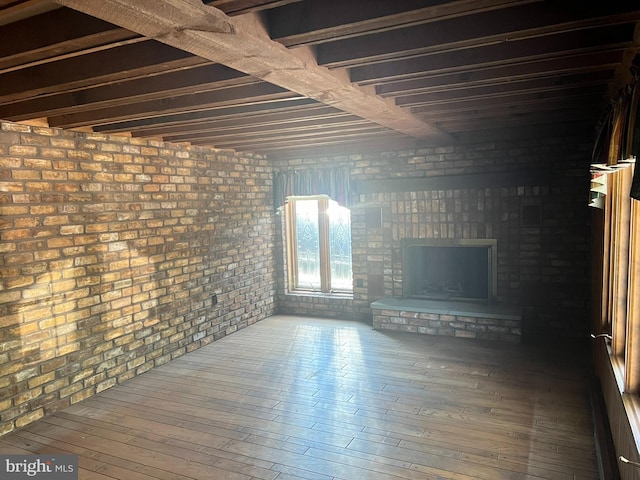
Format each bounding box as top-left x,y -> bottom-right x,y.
0,315 -> 598,479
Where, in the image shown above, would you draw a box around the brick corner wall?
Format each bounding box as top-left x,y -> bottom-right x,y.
272,135 -> 593,340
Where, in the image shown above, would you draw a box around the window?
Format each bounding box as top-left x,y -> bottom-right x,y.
284,196 -> 352,293
597,161 -> 640,392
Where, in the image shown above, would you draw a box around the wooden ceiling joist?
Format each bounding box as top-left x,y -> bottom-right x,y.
0,40 -> 208,104
0,7 -> 135,72
395,71 -> 613,107
437,108 -> 598,132
316,2 -> 640,68
94,98 -> 321,135
0,64 -> 253,122
206,0 -> 301,17
0,0 -> 59,26
419,97 -> 603,123
415,87 -> 605,116
162,115 -> 367,143
202,125 -> 395,149
269,0 -> 539,47
54,0 -> 453,144
48,82 -> 299,129
375,50 -> 623,97
2,0 -> 639,155
351,26 -> 635,85
132,107 -> 348,138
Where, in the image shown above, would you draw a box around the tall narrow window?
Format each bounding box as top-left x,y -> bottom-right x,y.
285,196 -> 352,293
294,199 -> 321,289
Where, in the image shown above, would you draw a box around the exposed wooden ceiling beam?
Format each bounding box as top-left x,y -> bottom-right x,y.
132,106 -> 346,138
269,0 -> 539,47
0,41 -> 207,104
0,0 -> 59,26
350,26 -> 634,85
48,83 -> 298,128
0,7 -> 136,72
54,0 -> 453,143
202,125 -> 393,149
395,71 -> 613,107
0,64 -> 250,121
376,50 -> 623,97
216,138 -> 419,158
0,1 -> 302,73
317,2 -> 640,68
256,135 -> 419,157
206,0 -> 302,16
414,87 -> 604,116
95,98 -> 320,134
163,114 -> 366,142
423,99 -> 599,124
454,121 -> 594,144
437,108 -> 598,132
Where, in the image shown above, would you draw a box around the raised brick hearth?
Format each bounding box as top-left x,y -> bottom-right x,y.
371,297 -> 522,342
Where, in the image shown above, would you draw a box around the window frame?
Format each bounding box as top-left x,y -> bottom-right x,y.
600,163 -> 640,393
284,195 -> 352,295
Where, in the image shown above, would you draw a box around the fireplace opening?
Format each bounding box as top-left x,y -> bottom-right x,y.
402,239 -> 497,303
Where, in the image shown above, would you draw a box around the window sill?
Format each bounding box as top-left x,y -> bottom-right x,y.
624,394 -> 640,453
610,351 -> 640,455
611,350 -> 625,391
285,290 -> 353,300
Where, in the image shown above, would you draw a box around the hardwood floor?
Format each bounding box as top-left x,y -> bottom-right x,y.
0,315 -> 599,479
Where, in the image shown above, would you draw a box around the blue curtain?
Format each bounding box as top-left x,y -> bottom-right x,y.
274,167 -> 351,209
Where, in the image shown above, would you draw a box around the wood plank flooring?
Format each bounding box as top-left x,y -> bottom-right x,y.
0,315 -> 599,479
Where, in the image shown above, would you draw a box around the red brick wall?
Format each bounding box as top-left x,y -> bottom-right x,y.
0,121 -> 276,435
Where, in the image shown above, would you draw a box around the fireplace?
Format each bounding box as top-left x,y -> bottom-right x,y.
402,238 -> 497,303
